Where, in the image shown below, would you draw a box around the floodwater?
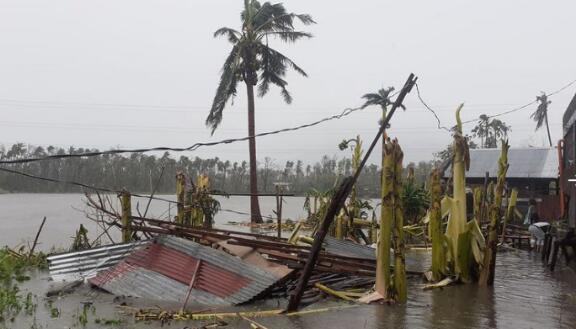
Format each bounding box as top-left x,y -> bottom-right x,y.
0,193 -> 310,251
1,194 -> 576,329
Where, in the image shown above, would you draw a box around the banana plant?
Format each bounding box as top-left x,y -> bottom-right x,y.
375,138 -> 406,302
479,141 -> 509,285
429,168 -> 446,281
426,105 -> 485,283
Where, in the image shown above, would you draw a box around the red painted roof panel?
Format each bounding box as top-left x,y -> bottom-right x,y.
125,243 -> 250,298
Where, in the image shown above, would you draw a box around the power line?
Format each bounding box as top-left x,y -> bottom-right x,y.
413,78 -> 576,130
0,106 -> 365,165
461,78 -> 576,124
414,82 -> 452,132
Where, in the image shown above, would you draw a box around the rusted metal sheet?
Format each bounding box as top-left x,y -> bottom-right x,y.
125,243 -> 250,297
89,236 -> 280,305
47,241 -> 147,282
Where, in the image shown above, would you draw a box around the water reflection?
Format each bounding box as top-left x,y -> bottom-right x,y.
282,250 -> 575,329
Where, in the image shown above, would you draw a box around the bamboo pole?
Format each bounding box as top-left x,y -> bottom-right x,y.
120,190 -> 132,243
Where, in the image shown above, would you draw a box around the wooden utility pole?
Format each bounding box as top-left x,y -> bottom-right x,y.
274,183 -> 288,238
286,73 -> 417,312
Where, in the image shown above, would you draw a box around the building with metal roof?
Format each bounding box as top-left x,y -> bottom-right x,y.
89,236 -> 281,305
443,147 -> 561,219
443,147 -> 559,180
562,92 -> 576,227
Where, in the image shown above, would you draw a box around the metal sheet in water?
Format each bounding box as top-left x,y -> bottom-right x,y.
47,241 -> 147,282
90,236 -> 281,305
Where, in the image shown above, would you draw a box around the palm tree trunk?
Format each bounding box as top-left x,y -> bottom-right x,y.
545,114 -> 553,147
246,82 -> 263,223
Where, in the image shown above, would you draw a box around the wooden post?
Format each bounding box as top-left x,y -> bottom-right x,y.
549,239 -> 560,271
181,260 -> 202,311
479,171 -> 489,225
275,185 -> 284,239
500,189 -> 518,244
176,172 -> 186,224
286,177 -> 354,312
120,190 -> 132,243
29,216 -> 47,257
542,233 -> 552,262
184,190 -> 193,226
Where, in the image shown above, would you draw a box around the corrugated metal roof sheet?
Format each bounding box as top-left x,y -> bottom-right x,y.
89,236 -> 281,305
323,237 -> 427,273
443,147 -> 559,179
324,237 -> 376,260
47,241 -> 147,282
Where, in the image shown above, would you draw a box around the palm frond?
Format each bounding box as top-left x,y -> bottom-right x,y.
361,87 -> 395,109
206,47 -> 241,134
252,2 -> 286,28
214,27 -> 241,43
259,44 -> 307,77
255,13 -> 316,32
264,31 -> 312,43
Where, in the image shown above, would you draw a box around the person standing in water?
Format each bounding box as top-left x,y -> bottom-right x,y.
524,199 -> 549,251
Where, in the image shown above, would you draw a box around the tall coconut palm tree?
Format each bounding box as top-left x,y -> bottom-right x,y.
206,0 -> 315,223
532,92 -> 553,147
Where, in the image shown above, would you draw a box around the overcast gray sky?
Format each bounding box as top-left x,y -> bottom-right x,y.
0,0 -> 575,166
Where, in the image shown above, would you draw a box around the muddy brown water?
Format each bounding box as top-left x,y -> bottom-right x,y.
1,194 -> 576,329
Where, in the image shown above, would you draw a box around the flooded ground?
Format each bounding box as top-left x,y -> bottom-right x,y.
8,250 -> 576,329
0,193 -> 310,251
1,194 -> 576,328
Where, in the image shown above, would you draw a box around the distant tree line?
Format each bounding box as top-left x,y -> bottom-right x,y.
0,143 -> 435,198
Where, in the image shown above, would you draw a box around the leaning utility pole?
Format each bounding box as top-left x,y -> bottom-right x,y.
286,73 -> 417,312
